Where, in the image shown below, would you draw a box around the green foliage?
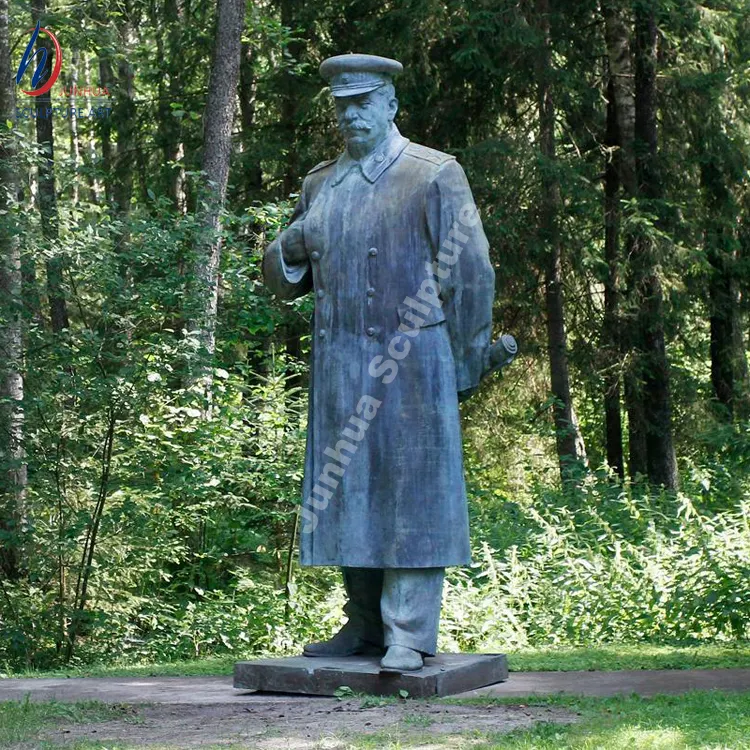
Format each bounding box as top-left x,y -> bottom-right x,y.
440,471 -> 750,652
0,193 -> 317,668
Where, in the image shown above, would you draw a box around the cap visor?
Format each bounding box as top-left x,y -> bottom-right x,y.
331,82 -> 385,98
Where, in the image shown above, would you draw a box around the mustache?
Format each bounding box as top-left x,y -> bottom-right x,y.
341,121 -> 372,132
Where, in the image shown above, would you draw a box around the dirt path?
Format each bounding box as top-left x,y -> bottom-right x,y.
4,669 -> 750,748
37,699 -> 578,748
3,668 -> 750,704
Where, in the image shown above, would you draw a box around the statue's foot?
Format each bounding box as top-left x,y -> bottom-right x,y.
303,625 -> 384,658
379,645 -> 424,673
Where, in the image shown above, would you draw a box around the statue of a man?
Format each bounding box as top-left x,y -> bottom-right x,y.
263,53 -> 496,672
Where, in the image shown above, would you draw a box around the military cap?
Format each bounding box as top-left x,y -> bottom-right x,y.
319,53 -> 403,98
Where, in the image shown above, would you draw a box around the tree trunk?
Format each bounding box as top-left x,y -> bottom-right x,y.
186,0 -> 245,407
82,55 -> 102,204
113,21 -> 136,215
67,50 -> 80,205
602,76 -> 624,478
0,0 -> 27,580
239,40 -> 263,202
98,56 -> 114,206
535,0 -> 586,483
603,0 -> 648,479
702,162 -> 749,418
33,0 -> 69,333
279,0 -> 303,196
155,0 -> 187,210
631,3 -> 678,489
603,0 -> 636,194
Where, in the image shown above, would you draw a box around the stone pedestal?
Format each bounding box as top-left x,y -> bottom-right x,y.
234,653 -> 508,698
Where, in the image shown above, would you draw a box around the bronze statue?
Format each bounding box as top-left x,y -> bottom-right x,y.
263,53 -> 514,672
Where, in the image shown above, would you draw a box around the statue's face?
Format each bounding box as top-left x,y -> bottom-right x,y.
334,88 -> 397,156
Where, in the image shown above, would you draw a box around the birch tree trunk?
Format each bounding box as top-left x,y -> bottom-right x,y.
67,50 -> 80,205
0,0 -> 27,580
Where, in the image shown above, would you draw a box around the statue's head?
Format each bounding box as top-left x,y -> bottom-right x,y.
319,54 -> 403,156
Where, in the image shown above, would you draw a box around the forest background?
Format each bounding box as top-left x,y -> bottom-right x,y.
0,0 -> 749,670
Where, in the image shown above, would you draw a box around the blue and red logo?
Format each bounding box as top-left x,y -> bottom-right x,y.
15,21 -> 62,97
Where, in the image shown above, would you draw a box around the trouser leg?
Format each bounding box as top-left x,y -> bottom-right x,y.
341,567 -> 384,646
381,568 -> 444,656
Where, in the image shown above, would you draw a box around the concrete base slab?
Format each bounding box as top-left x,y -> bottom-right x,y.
234,653 -> 508,698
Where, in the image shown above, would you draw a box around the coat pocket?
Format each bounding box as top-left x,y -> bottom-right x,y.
396,301 -> 446,332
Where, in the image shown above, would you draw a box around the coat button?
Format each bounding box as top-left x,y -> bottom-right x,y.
366,287 -> 375,297
375,153 -> 384,163
316,289 -> 325,299
368,247 -> 378,257
310,251 -> 321,261
318,329 -> 326,338
366,327 -> 375,336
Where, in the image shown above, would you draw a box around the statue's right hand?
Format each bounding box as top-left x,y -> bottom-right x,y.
281,222 -> 307,265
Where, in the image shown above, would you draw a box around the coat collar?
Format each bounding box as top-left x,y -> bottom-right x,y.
331,124 -> 410,186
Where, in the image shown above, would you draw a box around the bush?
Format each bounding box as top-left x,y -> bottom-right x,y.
440,472 -> 750,651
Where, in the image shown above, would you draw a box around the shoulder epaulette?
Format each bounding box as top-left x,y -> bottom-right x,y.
307,158 -> 337,175
404,143 -> 455,167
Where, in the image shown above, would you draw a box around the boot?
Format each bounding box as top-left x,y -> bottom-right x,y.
379,644 -> 424,672
303,622 -> 384,657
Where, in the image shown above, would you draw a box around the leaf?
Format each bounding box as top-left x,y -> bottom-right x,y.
399,689 -> 409,699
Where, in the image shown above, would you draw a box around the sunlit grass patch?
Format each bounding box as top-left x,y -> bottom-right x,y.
505,642 -> 750,672
460,691 -> 750,749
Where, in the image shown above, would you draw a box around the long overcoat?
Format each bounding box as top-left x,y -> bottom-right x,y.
263,124 -> 495,568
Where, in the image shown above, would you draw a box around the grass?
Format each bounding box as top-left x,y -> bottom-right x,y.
506,642 -> 750,672
348,691 -> 750,749
5,641 -> 750,679
0,697 -> 135,748
1,691 -> 748,749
